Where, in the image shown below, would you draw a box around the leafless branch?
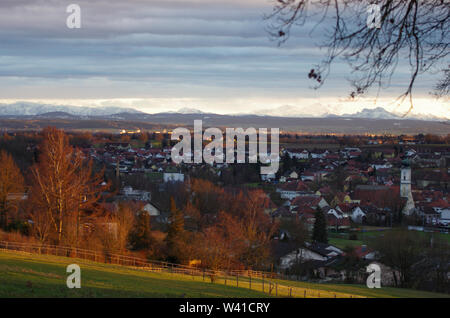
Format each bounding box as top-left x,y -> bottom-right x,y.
265,0 -> 450,115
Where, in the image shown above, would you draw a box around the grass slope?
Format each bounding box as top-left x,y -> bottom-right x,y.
1,250 -> 448,298
0,250 -> 267,298
269,279 -> 450,298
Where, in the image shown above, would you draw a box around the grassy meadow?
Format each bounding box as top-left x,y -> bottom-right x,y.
0,250 -> 449,298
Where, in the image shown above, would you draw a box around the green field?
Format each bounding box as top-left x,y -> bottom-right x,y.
1,250 -> 448,298
268,279 -> 450,298
328,228 -> 450,249
328,237 -> 364,249
0,250 -> 267,298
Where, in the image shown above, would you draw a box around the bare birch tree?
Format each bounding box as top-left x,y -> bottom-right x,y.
29,127 -> 108,245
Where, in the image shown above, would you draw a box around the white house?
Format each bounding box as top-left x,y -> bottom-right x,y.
142,203 -> 161,216
261,173 -> 276,181
439,209 -> 450,226
287,149 -> 309,159
163,172 -> 185,183
350,206 -> 366,224
122,186 -> 151,201
310,150 -> 329,159
343,147 -> 362,154
301,172 -> 316,182
277,190 -> 301,200
326,208 -> 343,219
287,171 -> 299,179
371,162 -> 393,169
404,149 -> 417,157
154,152 -> 166,159
279,242 -> 343,270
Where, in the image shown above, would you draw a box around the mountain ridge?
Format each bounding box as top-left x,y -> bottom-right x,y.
0,102 -> 143,117
0,102 -> 447,122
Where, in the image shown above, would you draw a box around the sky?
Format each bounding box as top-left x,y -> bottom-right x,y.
0,0 -> 448,118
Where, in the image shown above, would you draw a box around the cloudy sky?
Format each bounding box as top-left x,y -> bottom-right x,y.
0,0 -> 448,118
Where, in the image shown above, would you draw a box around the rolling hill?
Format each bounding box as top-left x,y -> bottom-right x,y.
1,250 -> 449,298
0,250 -> 266,298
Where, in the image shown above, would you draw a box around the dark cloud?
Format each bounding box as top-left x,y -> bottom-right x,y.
0,0 -> 439,114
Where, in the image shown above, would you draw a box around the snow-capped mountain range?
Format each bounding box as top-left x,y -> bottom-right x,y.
334,107 -> 443,121
339,107 -> 401,119
0,102 -> 143,117
0,102 -> 447,121
337,107 -> 447,121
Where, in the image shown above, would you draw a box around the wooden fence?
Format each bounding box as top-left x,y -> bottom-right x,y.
0,240 -> 365,298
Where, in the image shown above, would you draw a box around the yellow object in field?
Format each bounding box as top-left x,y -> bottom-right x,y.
189,259 -> 201,266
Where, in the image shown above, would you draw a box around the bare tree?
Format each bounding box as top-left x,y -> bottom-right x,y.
234,189 -> 279,269
199,211 -> 249,271
113,205 -> 136,253
95,206 -> 135,256
0,150 -> 25,229
28,199 -> 53,244
434,65 -> 450,97
266,0 -> 449,114
368,228 -> 426,288
29,127 -> 108,245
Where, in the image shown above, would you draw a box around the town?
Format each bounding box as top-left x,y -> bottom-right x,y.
0,128 -> 449,294
2,0 -> 449,306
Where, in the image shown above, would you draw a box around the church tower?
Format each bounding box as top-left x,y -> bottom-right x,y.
400,166 -> 415,215
400,167 -> 411,197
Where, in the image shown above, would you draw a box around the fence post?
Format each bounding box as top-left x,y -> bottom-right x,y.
1,241 -> 323,298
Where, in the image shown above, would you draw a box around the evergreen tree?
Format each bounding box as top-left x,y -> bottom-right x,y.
165,197 -> 185,262
312,209 -> 328,244
282,153 -> 293,173
129,211 -> 153,250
